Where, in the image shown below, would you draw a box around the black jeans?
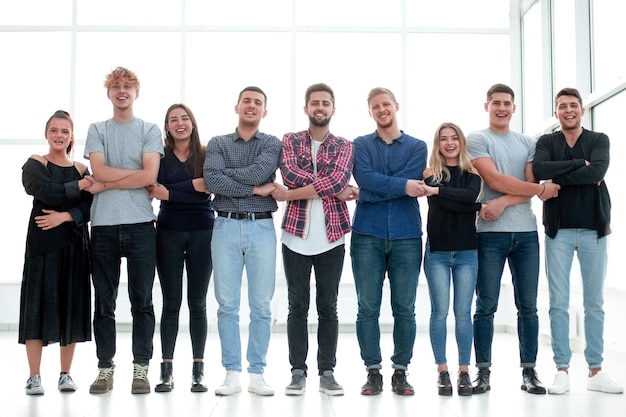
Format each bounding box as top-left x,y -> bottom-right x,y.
91,222 -> 157,367
283,244 -> 344,375
157,228 -> 213,360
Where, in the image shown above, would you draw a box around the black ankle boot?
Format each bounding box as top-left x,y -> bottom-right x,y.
155,362 -> 174,392
191,362 -> 208,392
472,367 -> 490,394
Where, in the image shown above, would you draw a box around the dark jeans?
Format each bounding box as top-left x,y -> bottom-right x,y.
473,232 -> 540,368
351,233 -> 421,370
283,244 -> 344,376
157,228 -> 213,360
91,222 -> 157,367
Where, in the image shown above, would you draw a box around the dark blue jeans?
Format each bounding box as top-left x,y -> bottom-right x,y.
350,233 -> 421,370
473,232 -> 540,368
91,222 -> 156,367
157,228 -> 213,360
283,244 -> 344,376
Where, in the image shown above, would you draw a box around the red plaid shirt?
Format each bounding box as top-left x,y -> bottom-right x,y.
279,130 -> 354,243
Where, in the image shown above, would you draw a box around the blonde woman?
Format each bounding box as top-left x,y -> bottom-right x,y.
420,122 -> 482,396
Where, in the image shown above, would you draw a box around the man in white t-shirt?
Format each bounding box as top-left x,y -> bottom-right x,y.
271,83 -> 356,396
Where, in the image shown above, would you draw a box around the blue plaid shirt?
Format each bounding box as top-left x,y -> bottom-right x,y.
204,129 -> 281,213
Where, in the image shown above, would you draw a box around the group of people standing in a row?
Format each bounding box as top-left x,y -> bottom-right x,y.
19,66 -> 623,400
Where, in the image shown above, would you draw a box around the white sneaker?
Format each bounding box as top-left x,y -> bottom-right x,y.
58,373 -> 77,392
547,371 -> 569,394
248,373 -> 274,396
25,375 -> 45,395
587,371 -> 624,394
215,371 -> 241,396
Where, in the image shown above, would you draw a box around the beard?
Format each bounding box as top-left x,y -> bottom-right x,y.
239,117 -> 260,129
309,114 -> 331,127
375,117 -> 393,129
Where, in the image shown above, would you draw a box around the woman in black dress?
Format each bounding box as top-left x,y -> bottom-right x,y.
20,110 -> 99,395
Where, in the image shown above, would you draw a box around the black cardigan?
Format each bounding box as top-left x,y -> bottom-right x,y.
533,128 -> 611,239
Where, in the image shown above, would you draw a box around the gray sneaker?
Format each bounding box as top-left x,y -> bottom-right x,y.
285,369 -> 306,396
319,370 -> 344,396
25,375 -> 45,395
131,364 -> 150,394
58,373 -> 77,392
89,366 -> 115,394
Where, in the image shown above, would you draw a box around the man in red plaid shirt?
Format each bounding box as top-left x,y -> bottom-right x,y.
271,83 -> 357,397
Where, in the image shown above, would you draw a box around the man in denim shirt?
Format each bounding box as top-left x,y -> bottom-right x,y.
351,87 -> 427,396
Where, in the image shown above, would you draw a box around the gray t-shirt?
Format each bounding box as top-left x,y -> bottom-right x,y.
467,128 -> 537,233
84,118 -> 164,226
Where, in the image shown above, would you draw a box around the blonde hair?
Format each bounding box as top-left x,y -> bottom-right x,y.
428,122 -> 480,184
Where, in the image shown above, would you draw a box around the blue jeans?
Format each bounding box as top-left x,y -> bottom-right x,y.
424,241 -> 477,366
545,229 -> 607,369
157,228 -> 213,360
283,244 -> 344,376
473,232 -> 540,368
211,217 -> 276,374
91,222 -> 157,367
350,233 -> 421,370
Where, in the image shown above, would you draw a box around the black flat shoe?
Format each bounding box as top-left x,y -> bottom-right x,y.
437,371 -> 452,396
457,371 -> 473,396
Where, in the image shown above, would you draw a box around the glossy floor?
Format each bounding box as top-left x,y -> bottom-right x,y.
2,330 -> 624,417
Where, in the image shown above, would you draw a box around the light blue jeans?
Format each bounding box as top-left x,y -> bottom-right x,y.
546,229 -> 607,369
211,216 -> 276,374
424,241 -> 477,366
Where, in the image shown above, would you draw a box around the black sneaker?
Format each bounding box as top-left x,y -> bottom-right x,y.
391,369 -> 414,396
361,369 -> 383,395
472,367 -> 490,394
457,371 -> 473,396
437,371 -> 453,396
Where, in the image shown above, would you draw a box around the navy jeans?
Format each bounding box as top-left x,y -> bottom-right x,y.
473,232 -> 540,368
283,244 -> 344,376
91,222 -> 157,367
350,233 -> 421,370
157,228 -> 213,360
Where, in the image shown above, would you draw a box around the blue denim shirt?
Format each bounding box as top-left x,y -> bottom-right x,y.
352,131 -> 427,240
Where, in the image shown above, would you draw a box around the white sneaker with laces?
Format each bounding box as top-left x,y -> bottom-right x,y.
25,375 -> 45,395
547,371 -> 569,394
58,373 -> 77,392
587,371 -> 624,394
215,371 -> 242,396
248,373 -> 274,396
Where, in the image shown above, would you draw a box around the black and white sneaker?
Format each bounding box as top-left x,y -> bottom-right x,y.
26,375 -> 45,395
58,373 -> 77,392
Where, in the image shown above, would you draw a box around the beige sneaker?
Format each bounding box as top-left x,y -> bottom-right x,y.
89,366 -> 115,394
131,364 -> 150,394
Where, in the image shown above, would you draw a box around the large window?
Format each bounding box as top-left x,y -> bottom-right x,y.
591,91 -> 626,288
592,0 -> 626,91
0,1 -> 511,284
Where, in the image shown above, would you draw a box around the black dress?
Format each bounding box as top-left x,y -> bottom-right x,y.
19,158 -> 92,346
